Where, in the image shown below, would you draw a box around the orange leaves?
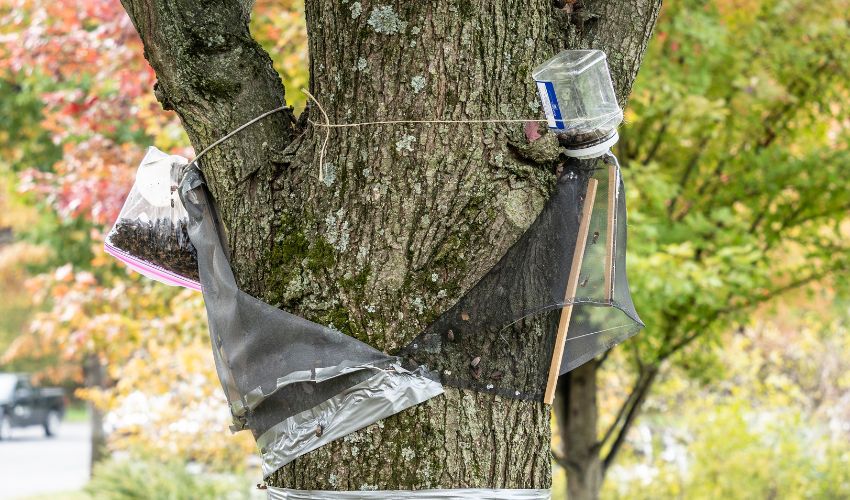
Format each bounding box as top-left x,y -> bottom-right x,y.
3,0 -> 184,232
0,0 -> 141,84
5,262 -> 256,467
5,254 -> 255,467
11,261 -> 164,368
96,313 -> 254,469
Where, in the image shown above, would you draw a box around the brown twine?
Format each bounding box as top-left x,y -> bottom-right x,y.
186,88 -> 552,182
189,105 -> 290,169
300,89 -> 550,182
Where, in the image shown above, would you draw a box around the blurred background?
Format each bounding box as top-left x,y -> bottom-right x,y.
0,0 -> 848,498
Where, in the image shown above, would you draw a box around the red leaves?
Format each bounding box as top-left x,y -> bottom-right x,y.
2,0 -> 184,228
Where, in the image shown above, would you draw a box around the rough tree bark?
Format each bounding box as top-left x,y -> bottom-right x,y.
119,0 -> 659,495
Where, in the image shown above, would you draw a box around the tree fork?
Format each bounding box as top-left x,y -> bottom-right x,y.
120,0 -> 661,493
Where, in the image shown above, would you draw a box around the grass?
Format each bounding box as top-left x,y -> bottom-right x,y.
64,404 -> 89,423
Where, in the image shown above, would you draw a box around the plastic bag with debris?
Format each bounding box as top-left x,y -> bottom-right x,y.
104,147 -> 200,290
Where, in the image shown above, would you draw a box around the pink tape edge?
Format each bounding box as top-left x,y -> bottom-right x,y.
104,242 -> 202,292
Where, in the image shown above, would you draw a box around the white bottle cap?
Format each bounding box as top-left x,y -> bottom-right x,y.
562,131 -> 619,159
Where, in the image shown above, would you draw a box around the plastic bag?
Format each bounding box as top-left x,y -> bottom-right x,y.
104,147 -> 201,290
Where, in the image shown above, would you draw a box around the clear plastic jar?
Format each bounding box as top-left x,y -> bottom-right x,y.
533,50 -> 623,156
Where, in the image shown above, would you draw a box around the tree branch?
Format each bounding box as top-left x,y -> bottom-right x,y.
597,259 -> 849,477
601,366 -> 658,475
119,0 -> 298,200
560,0 -> 663,105
661,263 -> 848,361
641,109 -> 672,165
599,372 -> 642,447
667,133 -> 712,220
596,348 -> 612,369
119,0 -> 303,295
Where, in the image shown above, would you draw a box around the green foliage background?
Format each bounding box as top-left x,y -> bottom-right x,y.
554,0 -> 850,497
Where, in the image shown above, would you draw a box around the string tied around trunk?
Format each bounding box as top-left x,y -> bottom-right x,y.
189,88 -> 551,182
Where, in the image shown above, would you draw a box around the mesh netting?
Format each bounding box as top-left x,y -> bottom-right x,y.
167,150 -> 640,475
399,152 -> 642,401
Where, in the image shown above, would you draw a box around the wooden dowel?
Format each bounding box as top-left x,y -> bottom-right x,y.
604,164 -> 617,302
544,177 -> 598,405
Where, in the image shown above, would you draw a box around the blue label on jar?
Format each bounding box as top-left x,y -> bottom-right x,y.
536,81 -> 565,130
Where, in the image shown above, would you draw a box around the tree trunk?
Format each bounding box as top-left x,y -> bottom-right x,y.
119,0 -> 660,492
556,360 -> 601,500
83,354 -> 107,474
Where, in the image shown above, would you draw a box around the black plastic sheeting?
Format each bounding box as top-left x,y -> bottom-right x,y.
169,150 -> 641,475
179,168 -> 442,444
399,153 -> 643,401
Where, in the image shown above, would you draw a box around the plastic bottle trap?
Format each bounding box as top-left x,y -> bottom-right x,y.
533,49 -> 623,158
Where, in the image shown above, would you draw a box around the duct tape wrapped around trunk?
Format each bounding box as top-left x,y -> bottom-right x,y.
178,167 -> 444,477
399,152 -> 642,402
267,487 -> 552,499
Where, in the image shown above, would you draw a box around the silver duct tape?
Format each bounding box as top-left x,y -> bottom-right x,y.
257,366 -> 444,477
243,360 -> 399,413
267,487 -> 552,499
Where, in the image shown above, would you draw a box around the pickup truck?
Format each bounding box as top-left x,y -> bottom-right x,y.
0,373 -> 66,440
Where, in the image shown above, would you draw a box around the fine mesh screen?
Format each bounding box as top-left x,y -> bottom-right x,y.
399,152 -> 642,400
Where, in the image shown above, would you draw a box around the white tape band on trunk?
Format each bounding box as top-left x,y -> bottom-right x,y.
256,366 -> 444,477
267,487 -> 552,499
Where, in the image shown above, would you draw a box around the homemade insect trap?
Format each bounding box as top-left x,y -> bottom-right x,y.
401,50 -> 640,404
105,147 -> 201,290
533,49 -> 623,158
107,46 -> 640,488
400,153 -> 642,404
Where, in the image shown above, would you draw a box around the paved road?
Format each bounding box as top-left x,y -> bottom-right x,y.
0,421 -> 91,499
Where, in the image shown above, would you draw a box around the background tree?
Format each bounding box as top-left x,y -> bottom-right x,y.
117,0 -> 661,493
599,298 -> 850,498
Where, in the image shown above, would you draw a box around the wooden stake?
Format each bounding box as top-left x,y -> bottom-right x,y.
544,178 -> 598,405
604,164 -> 617,302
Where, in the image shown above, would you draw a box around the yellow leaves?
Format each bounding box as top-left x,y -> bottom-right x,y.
0,172 -> 41,231
76,386 -> 112,412
134,92 -> 189,152
599,300 -> 850,497
0,239 -> 46,267
715,0 -> 764,29
0,241 -> 50,366
100,335 -> 254,470
10,259 -> 253,469
251,1 -> 309,112
2,334 -> 36,364
623,107 -> 639,125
